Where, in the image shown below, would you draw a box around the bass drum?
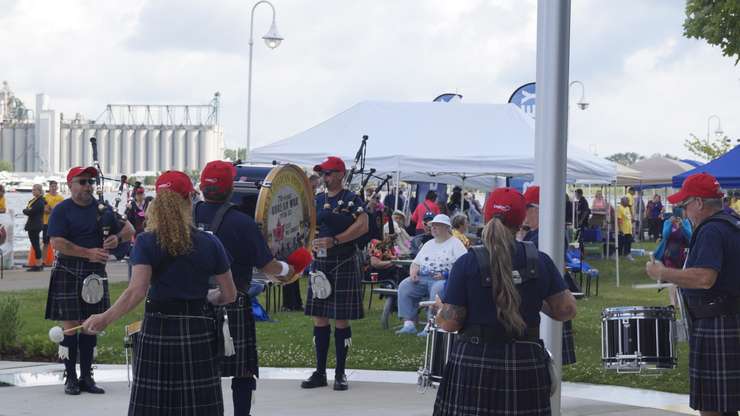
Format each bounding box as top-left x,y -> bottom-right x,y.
232,164 -> 316,263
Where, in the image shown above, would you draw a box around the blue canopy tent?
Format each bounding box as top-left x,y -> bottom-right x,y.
672,145 -> 740,188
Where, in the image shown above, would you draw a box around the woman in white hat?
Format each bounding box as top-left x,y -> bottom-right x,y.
396,214 -> 467,335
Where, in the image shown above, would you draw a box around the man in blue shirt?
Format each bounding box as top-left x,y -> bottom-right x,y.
45,166 -> 135,395
194,160 -> 298,416
646,173 -> 740,415
304,156 -> 368,391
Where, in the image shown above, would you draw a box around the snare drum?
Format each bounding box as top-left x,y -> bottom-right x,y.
601,306 -> 676,372
418,323 -> 458,390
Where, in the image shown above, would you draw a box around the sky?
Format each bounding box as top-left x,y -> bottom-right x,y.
2,0 -> 739,162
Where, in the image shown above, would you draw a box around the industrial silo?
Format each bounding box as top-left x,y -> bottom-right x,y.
134,128 -> 146,173
70,126 -> 83,167
1,126 -> 13,168
121,127 -> 133,174
186,128 -> 199,171
97,127 -> 109,171
147,128 -> 160,172
13,125 -> 27,171
160,127 -> 173,170
83,127 -> 96,166
174,127 -> 186,170
108,128 -> 121,175
59,124 -> 70,171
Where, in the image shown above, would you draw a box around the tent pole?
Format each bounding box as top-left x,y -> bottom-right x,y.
395,169 -> 401,214
605,184 -> 609,259
614,183 -> 620,287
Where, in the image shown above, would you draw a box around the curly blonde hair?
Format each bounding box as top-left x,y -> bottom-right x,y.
145,190 -> 193,256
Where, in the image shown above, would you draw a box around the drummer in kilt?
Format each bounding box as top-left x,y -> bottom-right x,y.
433,188 -> 576,416
46,166 -> 135,395
194,160 -> 302,416
302,156 -> 369,391
521,185 -> 578,366
82,170 -> 237,415
646,173 -> 740,416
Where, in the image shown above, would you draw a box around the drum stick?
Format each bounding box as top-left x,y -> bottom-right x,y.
632,283 -> 674,289
63,325 -> 84,334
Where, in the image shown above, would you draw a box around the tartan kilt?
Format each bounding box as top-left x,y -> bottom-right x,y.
562,320 -> 576,365
434,339 -> 552,416
219,294 -> 259,378
305,251 -> 364,320
129,312 -> 223,416
689,314 -> 740,411
45,257 -> 109,321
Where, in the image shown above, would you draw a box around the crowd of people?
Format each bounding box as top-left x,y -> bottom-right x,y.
32,157 -> 740,415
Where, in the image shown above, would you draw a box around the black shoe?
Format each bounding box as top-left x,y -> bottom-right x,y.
333,373 -> 348,391
64,376 -> 80,395
78,376 -> 105,394
27,266 -> 43,272
300,371 -> 327,389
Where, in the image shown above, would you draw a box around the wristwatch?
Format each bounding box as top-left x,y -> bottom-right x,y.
332,237 -> 341,247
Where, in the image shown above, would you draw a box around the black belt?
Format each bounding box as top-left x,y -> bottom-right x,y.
57,254 -> 94,262
688,296 -> 740,320
458,325 -> 541,345
145,298 -> 210,316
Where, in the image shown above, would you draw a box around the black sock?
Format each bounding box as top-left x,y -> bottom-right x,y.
231,377 -> 256,416
61,334 -> 78,379
334,327 -> 352,376
78,334 -> 96,379
314,326 -> 330,374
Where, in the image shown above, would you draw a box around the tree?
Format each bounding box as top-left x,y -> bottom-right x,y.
224,148 -> 246,161
684,0 -> 740,64
649,153 -> 680,160
684,133 -> 732,161
606,152 -> 645,166
0,160 -> 13,172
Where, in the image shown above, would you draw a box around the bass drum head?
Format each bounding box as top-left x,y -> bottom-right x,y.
253,164 -> 316,261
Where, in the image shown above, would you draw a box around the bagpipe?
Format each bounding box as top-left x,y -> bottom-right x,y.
89,137 -> 131,260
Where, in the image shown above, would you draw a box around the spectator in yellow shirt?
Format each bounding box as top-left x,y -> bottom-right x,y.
732,191 -> 740,214
43,180 -> 65,261
0,184 -> 6,214
450,213 -> 471,248
617,196 -> 634,261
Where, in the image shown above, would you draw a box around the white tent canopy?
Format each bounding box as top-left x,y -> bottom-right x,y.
250,101 -> 617,183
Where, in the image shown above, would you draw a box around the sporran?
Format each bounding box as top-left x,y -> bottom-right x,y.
81,273 -> 108,304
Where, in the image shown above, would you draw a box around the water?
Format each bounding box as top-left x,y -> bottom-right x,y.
3,192 -> 135,253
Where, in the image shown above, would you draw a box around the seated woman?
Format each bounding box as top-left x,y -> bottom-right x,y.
396,214 -> 467,336
451,214 -> 471,248
367,236 -> 402,285
383,210 -> 412,257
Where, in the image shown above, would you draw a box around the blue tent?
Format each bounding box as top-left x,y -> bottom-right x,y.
680,159 -> 704,168
673,145 -> 740,188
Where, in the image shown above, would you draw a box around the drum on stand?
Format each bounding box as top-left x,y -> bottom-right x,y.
601,306 -> 676,373
418,319 -> 458,391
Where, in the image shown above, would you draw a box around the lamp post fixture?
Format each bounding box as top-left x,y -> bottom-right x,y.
707,114 -> 724,140
569,80 -> 589,110
246,0 -> 283,160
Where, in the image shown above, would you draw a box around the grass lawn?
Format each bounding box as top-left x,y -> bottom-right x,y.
0,240 -> 690,394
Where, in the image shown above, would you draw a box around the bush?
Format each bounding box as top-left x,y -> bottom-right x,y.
0,296 -> 22,351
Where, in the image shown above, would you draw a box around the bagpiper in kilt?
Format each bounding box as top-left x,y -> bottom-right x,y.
302,156 -> 369,392
194,160 -> 300,416
646,173 -> 740,414
46,166 -> 135,396
81,170 -> 237,416
434,188 -> 577,416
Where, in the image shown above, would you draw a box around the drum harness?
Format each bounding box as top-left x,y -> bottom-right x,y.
468,240 -> 557,395
681,212 -> 740,323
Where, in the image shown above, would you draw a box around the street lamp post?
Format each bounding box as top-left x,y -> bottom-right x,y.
569,80 -> 589,110
707,114 -> 724,140
246,0 -> 283,160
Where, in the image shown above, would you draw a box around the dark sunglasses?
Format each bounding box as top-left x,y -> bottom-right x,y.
74,179 -> 96,186
320,170 -> 337,176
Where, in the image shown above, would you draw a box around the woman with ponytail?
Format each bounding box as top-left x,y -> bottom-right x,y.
82,170 -> 236,415
433,187 -> 576,416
